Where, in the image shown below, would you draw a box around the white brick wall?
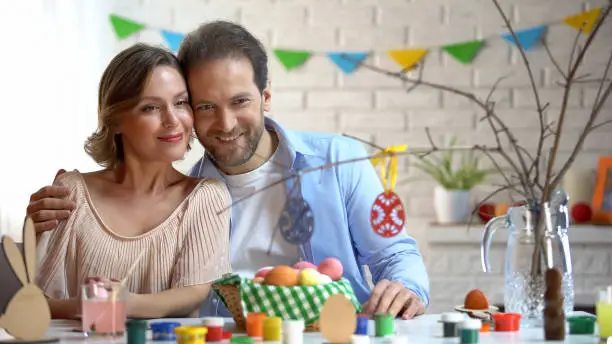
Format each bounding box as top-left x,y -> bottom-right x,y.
114,0 -> 612,313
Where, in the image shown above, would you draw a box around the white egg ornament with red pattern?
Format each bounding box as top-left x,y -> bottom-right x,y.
317,257 -> 343,281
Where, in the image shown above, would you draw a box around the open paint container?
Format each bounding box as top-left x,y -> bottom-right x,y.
492,313 -> 521,332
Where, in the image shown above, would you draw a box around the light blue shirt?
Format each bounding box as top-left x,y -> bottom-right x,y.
192,117 -> 430,316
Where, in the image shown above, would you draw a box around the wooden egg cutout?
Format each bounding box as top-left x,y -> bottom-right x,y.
319,294 -> 357,343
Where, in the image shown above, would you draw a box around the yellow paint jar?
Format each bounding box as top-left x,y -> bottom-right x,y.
175,326 -> 208,344
262,317 -> 282,341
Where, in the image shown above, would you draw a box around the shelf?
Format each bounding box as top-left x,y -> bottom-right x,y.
427,223 -> 612,245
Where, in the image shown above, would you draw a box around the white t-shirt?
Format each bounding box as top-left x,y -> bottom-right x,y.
222,136 -> 299,278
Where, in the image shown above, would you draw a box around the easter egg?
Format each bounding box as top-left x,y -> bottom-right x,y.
318,274 -> 332,284
477,203 -> 495,223
464,289 -> 489,310
255,266 -> 274,279
294,261 -> 317,270
264,265 -> 298,286
317,257 -> 343,281
278,197 -> 314,245
571,202 -> 592,223
298,268 -> 321,286
251,277 -> 265,284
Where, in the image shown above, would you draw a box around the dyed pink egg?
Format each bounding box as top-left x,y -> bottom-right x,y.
255,266 -> 274,279
293,261 -> 317,270
317,257 -> 343,281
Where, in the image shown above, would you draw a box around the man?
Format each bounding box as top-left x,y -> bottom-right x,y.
26,20 -> 429,319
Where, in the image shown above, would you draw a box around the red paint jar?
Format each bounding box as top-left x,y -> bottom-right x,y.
492,313 -> 521,332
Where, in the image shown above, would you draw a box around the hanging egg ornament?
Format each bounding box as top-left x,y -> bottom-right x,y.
370,191 -> 405,237
278,196 -> 315,245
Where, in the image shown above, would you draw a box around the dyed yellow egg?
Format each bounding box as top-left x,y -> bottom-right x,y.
298,268 -> 321,286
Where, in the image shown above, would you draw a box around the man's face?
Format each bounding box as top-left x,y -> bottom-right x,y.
187,57 -> 271,168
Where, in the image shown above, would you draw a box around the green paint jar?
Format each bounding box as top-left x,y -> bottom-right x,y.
567,315 -> 596,335
374,313 -> 394,337
459,318 -> 481,344
231,336 -> 254,344
125,319 -> 147,344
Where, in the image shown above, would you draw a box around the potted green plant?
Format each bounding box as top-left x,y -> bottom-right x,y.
410,138 -> 495,223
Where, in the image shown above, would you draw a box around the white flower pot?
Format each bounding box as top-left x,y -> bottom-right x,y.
434,186 -> 471,224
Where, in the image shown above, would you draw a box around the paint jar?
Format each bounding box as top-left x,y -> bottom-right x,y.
355,315 -> 369,335
374,313 -> 394,337
125,319 -> 147,344
202,317 -> 224,342
263,317 -> 282,341
246,312 -> 267,338
492,313 -> 521,332
567,315 -> 597,335
230,336 -> 253,344
150,321 -> 181,340
440,312 -> 464,337
459,318 -> 481,344
175,326 -> 208,344
283,319 -> 304,344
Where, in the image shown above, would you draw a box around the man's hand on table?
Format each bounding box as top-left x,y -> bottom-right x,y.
362,280 -> 425,320
26,169 -> 76,233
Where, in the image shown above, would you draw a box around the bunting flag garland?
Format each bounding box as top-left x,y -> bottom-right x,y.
387,49 -> 428,70
108,7 -> 603,74
369,145 -> 408,238
273,49 -> 312,70
502,25 -> 547,51
109,14 -> 145,39
562,8 -> 602,34
160,30 -> 185,52
326,52 -> 369,74
442,40 -> 484,64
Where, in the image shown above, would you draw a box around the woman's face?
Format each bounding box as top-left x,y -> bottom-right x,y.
119,66 -> 193,165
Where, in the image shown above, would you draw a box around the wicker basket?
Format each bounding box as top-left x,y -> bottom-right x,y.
212,275 -> 360,332
214,283 -> 320,331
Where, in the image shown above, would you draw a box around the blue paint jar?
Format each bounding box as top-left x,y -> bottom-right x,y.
150,321 -> 182,340
355,315 -> 369,335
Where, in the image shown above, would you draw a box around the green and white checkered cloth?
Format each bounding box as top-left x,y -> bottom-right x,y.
213,274 -> 362,325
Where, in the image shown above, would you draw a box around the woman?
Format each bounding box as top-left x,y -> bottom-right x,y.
35,43 -> 231,319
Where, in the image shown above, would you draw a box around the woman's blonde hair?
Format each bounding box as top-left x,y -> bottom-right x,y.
84,43 -> 186,168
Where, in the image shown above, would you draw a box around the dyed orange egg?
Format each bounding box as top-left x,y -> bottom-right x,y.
464,289 -> 489,310
263,265 -> 298,286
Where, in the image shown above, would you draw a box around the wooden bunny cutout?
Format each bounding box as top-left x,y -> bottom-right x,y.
0,217 -> 51,341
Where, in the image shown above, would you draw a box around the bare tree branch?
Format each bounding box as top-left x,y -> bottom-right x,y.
543,40 -> 567,80
546,6 -> 612,194
588,119 -> 612,133
490,0 -> 545,202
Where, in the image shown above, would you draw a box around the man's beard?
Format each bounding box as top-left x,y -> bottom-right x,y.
202,125 -> 264,168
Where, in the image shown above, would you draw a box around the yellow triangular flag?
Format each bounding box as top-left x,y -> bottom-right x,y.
562,8 -> 602,34
387,49 -> 428,70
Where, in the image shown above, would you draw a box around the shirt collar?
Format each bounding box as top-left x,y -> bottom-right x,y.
264,116 -> 317,166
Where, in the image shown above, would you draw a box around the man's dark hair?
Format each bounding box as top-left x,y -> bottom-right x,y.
177,20 -> 268,94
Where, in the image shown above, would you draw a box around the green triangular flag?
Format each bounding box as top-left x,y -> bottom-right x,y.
273,49 -> 312,70
110,14 -> 146,39
442,40 -> 484,64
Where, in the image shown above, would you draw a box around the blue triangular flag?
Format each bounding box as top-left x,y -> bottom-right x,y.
326,52 -> 369,74
161,30 -> 184,52
502,25 -> 546,51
